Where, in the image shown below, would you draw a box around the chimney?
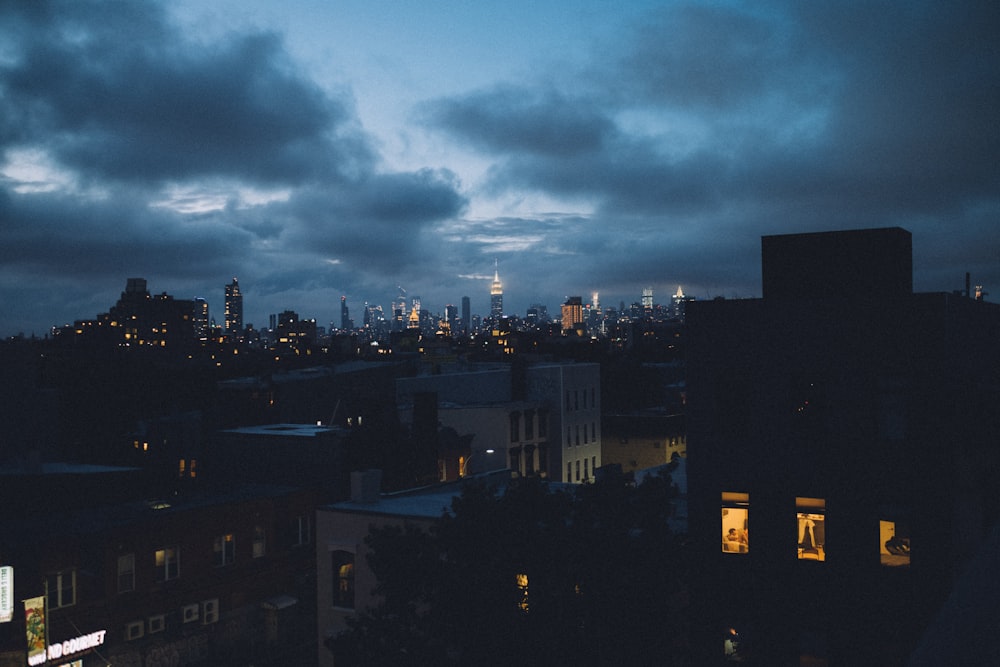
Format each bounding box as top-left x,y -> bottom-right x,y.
350,469 -> 382,503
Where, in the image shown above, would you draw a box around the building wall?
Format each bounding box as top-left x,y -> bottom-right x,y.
0,486 -> 319,667
316,501 -> 441,667
527,363 -> 601,483
684,229 -> 1000,665
602,413 -> 686,475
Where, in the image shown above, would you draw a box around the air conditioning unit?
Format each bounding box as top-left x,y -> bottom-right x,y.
181,603 -> 199,623
148,614 -> 165,634
125,620 -> 144,641
201,598 -> 219,625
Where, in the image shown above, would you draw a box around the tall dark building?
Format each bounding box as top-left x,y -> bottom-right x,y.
224,278 -> 243,335
340,296 -> 351,330
686,227 -> 1000,665
85,278 -> 196,349
461,296 -> 471,335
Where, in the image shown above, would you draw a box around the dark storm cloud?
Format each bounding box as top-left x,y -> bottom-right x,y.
0,0 -> 371,186
0,186 -> 250,279
419,87 -> 613,157
423,0 -> 999,301
283,169 -> 466,261
0,0 -> 469,335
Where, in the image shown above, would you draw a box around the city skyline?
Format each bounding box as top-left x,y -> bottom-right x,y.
2,0 -> 998,337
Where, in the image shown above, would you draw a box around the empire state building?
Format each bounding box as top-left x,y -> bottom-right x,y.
490,261 -> 503,322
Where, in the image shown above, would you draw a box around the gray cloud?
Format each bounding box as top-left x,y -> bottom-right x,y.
1,1 -> 371,186
0,0 -> 470,334
421,0 -> 999,303
1,0 -> 997,336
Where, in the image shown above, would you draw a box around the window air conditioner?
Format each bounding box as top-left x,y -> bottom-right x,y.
125,620 -> 144,641
148,614 -> 165,634
201,598 -> 219,625
181,603 -> 199,623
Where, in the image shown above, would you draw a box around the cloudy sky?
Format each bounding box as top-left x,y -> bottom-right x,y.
1,0 -> 997,336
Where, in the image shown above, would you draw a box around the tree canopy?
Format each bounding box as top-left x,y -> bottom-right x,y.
329,465 -> 692,666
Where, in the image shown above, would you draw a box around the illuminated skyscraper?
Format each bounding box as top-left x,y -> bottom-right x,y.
224,278 -> 243,335
641,286 -> 653,312
192,297 -> 209,339
561,296 -> 584,333
490,260 -> 503,322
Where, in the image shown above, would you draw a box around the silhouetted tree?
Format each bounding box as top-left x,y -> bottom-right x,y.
330,465 -> 692,666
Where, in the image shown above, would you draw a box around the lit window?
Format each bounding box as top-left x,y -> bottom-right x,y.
117,553 -> 135,593
47,570 -> 76,609
214,534 -> 235,566
331,551 -> 355,609
724,626 -> 747,662
880,506 -> 910,567
796,497 -> 826,561
515,573 -> 529,613
155,547 -> 180,581
722,492 -> 749,554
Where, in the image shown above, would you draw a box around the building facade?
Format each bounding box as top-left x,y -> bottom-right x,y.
395,362 -> 602,484
0,480 -> 320,667
685,228 -> 1000,665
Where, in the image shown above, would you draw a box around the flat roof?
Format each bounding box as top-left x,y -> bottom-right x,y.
220,423 -> 340,437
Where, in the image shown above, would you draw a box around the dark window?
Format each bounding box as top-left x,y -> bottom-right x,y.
47,570 -> 76,608
117,554 -> 135,593
214,534 -> 235,567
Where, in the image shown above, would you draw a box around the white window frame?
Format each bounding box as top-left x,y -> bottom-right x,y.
155,547 -> 180,581
117,553 -> 135,593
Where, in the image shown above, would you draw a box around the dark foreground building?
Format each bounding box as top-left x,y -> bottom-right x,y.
686,228 -> 1000,665
0,469 -> 320,667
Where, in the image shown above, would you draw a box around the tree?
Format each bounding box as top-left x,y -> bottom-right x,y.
329,464 -> 692,666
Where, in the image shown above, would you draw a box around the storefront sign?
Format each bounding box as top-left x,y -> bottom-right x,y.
0,566 -> 11,622
27,629 -> 107,665
24,596 -> 46,665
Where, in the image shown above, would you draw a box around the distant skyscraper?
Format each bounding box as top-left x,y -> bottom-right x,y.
561,296 -> 584,333
461,296 -> 471,334
642,286 -> 653,312
671,285 -> 693,321
224,278 -> 243,335
340,296 -> 350,330
490,260 -> 503,321
192,297 -> 209,339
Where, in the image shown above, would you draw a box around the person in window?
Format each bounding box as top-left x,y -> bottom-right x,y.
726,528 -> 748,552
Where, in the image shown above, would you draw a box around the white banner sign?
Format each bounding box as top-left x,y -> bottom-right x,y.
0,566 -> 11,623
